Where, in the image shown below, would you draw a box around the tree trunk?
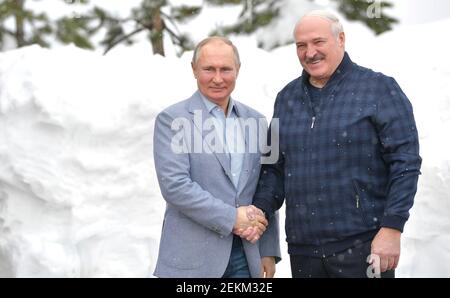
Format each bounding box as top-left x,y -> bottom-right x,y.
150,7 -> 165,56
14,0 -> 26,47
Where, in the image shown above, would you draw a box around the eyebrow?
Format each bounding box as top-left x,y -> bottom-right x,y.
201,66 -> 233,70
296,37 -> 327,45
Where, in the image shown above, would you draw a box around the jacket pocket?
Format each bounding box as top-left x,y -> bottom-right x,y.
159,212 -> 206,269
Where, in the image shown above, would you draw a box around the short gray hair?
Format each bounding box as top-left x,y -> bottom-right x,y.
294,10 -> 344,38
192,36 -> 241,66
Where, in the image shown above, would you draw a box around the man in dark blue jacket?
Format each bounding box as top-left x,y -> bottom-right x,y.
252,10 -> 422,278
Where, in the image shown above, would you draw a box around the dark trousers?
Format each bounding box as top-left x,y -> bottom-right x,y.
290,240 -> 395,278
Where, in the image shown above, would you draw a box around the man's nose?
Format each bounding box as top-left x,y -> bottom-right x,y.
305,46 -> 317,59
212,71 -> 224,83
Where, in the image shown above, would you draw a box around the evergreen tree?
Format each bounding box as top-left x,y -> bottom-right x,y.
206,0 -> 281,36
205,0 -> 397,49
0,0 -> 52,48
335,0 -> 397,35
0,0 -> 398,55
0,0 -> 95,50
95,0 -> 202,56
0,0 -> 202,55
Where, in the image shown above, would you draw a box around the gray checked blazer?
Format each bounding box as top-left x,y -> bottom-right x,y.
153,91 -> 281,278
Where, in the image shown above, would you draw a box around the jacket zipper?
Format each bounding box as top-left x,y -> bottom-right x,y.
352,180 -> 361,208
304,87 -> 317,130
303,87 -> 321,247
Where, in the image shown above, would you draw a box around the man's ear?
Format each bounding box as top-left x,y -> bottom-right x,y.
191,62 -> 197,79
338,32 -> 345,48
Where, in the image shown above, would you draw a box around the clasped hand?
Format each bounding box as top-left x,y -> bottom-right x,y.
232,205 -> 267,244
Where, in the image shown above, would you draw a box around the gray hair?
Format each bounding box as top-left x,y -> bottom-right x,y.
192,36 -> 241,67
294,10 -> 344,38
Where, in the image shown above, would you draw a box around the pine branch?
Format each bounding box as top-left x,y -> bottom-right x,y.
103,26 -> 145,55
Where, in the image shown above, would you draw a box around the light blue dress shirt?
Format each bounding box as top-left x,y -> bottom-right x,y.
201,94 -> 245,189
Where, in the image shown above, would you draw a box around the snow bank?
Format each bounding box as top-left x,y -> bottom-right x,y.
0,45 -> 176,277
1,18 -> 450,277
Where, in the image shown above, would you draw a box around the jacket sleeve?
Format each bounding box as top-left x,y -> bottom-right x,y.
373,77 -> 422,232
153,110 -> 237,237
258,211 -> 282,263
252,93 -> 286,217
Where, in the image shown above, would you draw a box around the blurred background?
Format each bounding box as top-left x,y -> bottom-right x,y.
1,0 -> 450,56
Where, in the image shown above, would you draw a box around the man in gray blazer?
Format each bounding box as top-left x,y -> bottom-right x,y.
153,36 -> 281,278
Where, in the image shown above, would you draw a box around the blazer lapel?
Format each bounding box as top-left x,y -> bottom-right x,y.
188,91 -> 232,181
234,102 -> 255,194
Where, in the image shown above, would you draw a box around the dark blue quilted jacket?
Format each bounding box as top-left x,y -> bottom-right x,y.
254,53 -> 422,251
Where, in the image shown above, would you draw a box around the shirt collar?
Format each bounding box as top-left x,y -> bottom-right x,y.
200,92 -> 237,117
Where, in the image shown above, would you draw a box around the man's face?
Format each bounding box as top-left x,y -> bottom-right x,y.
192,41 -> 239,105
294,16 -> 345,84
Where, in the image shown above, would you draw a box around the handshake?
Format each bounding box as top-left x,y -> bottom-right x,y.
233,205 -> 268,244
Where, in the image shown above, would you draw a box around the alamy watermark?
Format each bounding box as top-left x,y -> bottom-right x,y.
366,254 -> 382,278
170,110 -> 279,164
367,0 -> 382,19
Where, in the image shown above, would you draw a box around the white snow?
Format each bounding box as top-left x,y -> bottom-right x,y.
1,8 -> 450,277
